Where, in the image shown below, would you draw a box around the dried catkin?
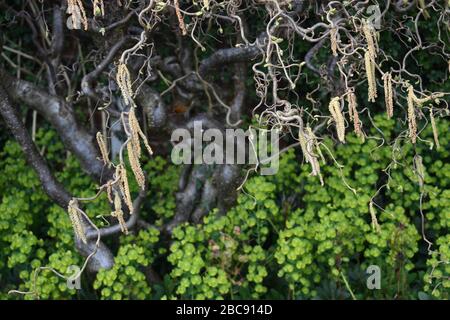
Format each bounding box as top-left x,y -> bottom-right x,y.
112,191 -> 128,234
67,0 -> 88,31
328,97 -> 346,143
139,130 -> 154,157
106,180 -> 113,203
116,63 -> 134,106
406,87 -> 444,144
96,132 -> 111,167
127,141 -> 146,190
407,85 -> 417,144
306,127 -> 324,185
298,128 -> 308,160
429,107 -> 440,149
116,164 -> 133,213
128,107 -> 154,156
363,21 -> 377,59
346,91 -> 363,139
330,28 -> 338,57
174,0 -> 187,36
365,50 -> 377,102
128,108 -> 142,157
369,201 -> 381,233
68,199 -> 87,244
127,108 -> 152,190
299,127 -> 324,185
382,72 -> 394,118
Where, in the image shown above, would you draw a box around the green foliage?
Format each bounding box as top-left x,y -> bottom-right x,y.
0,0 -> 448,301
94,229 -> 159,300
165,114 -> 449,300
423,235 -> 450,299
0,115 -> 448,300
142,157 -> 180,224
167,177 -> 276,299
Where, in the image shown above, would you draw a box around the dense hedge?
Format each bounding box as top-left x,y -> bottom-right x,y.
0,114 -> 448,300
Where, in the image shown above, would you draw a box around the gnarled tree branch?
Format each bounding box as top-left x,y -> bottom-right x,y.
0,70 -> 113,184
0,84 -> 114,272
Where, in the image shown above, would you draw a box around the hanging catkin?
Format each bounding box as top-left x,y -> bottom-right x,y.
68,199 -> 87,244
369,201 -> 381,233
330,28 -> 338,57
67,0 -> 88,30
306,127 -> 324,186
382,72 -> 394,118
174,0 -> 187,35
106,180 -> 113,203
298,128 -> 308,162
365,50 -> 377,102
363,19 -> 379,104
127,141 -> 146,190
328,97 -> 346,143
127,108 -> 153,190
346,91 -> 363,139
116,164 -> 133,213
407,85 -> 418,144
429,107 -> 440,149
96,132 -> 111,167
363,21 -> 377,60
299,127 -> 324,185
128,107 -> 153,157
116,63 -> 134,106
112,191 -> 128,234
406,86 -> 444,144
